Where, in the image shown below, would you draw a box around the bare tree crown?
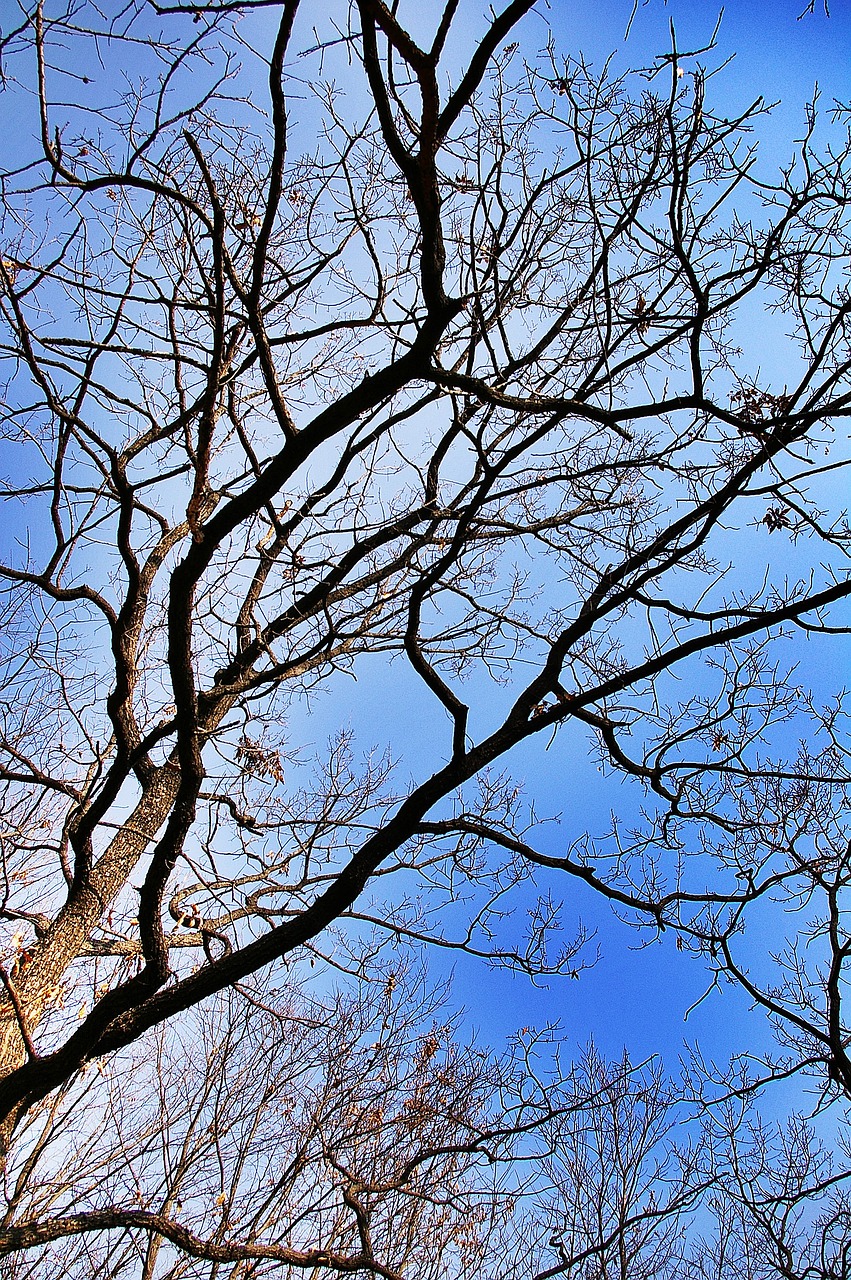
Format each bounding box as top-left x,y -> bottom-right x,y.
0,0 -> 849,1183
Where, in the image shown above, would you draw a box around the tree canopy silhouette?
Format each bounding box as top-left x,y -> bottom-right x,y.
0,0 -> 850,1209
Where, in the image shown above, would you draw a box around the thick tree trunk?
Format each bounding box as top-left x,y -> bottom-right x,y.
0,760 -> 181,1081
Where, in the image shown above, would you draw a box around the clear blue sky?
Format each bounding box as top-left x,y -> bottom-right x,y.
307,0 -> 851,1073
463,0 -> 851,1065
4,0 -> 848,1089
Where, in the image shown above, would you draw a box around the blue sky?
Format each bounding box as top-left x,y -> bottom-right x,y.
189,0 -> 851,1092
2,0 -> 849,1099
500,0 -> 851,1072
294,0 -> 851,1074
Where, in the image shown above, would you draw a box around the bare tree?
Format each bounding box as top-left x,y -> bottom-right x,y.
0,0 -> 850,1205
0,967 -> 533,1277
3,963 -> 847,1280
0,963 -> 707,1277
